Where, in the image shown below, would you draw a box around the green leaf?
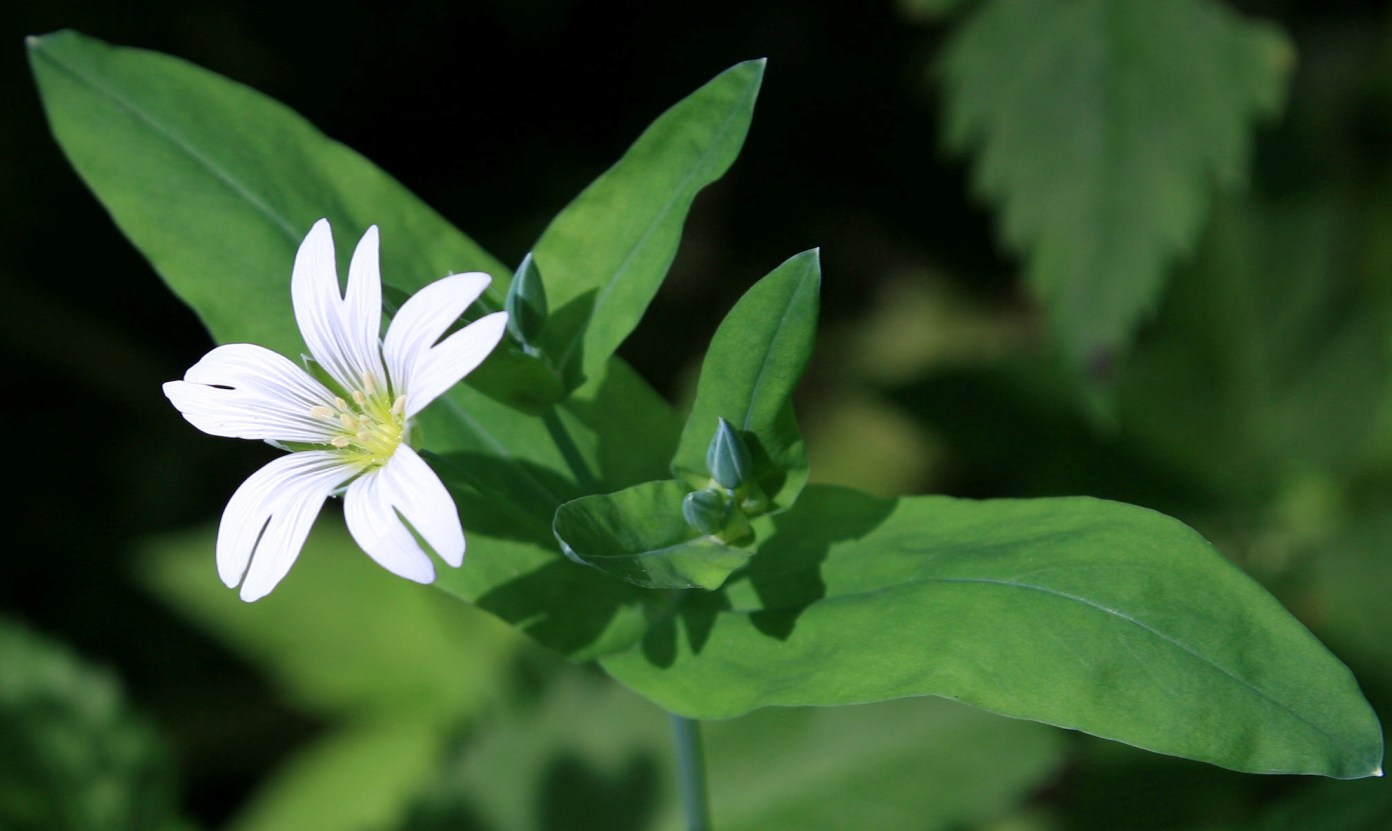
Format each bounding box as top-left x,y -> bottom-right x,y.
602,485 -> 1384,779
30,30 -> 683,659
554,480 -> 752,590
671,249 -> 820,510
27,29 -> 506,361
941,0 -> 1292,365
533,59 -> 765,388
0,618 -> 180,831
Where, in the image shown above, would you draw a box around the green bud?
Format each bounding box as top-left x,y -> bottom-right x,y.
505,252 -> 549,349
706,417 -> 753,490
682,489 -> 729,536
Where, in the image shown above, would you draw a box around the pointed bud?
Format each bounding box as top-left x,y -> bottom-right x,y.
706,417 -> 753,490
682,489 -> 729,536
505,252 -> 549,349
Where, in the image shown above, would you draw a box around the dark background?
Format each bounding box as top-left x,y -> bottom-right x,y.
3,0 -> 1389,826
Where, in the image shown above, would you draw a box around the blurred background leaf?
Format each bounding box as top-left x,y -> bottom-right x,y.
390,662 -> 1067,831
941,0 -> 1292,373
0,618 -> 185,831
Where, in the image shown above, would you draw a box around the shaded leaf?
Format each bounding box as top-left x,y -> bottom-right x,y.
0,618 -> 179,831
394,662 -> 1066,831
941,0 -> 1292,365
554,480 -> 751,590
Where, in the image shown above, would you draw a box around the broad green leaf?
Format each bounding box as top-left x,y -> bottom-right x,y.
602,486 -> 1384,779
672,249 -> 820,511
941,0 -> 1292,365
533,59 -> 764,388
393,661 -> 1065,831
0,618 -> 180,831
554,479 -> 752,590
27,29 -> 506,361
30,30 -> 682,659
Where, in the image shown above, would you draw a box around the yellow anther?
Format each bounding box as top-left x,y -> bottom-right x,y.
352,390 -> 367,406
309,405 -> 334,420
362,371 -> 378,394
391,396 -> 406,416
339,413 -> 357,430
334,397 -> 349,412
330,435 -> 351,448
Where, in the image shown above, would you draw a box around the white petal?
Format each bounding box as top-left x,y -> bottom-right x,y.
216,451 -> 351,602
291,219 -> 386,394
383,272 -> 492,402
344,226 -> 388,384
164,343 -> 338,442
402,312 -> 509,417
343,445 -> 464,582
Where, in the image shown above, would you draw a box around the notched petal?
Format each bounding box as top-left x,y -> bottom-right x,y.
216,451 -> 350,602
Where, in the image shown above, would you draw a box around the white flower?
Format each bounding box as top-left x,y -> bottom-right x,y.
164,219 -> 508,601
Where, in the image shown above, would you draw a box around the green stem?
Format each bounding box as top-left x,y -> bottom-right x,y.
541,408 -> 600,493
671,713 -> 712,831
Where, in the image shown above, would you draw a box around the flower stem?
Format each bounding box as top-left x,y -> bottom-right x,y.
671,712 -> 712,831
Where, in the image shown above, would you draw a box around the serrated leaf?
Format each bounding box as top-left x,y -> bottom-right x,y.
534,59 -> 764,388
941,0 -> 1292,365
672,249 -> 820,511
554,479 -> 752,590
602,485 -> 1384,779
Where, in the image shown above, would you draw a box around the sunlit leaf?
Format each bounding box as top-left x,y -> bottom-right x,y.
672,249 -> 820,511
533,59 -> 764,388
602,486 -> 1384,779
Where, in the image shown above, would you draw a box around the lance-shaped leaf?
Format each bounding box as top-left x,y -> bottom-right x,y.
554,480 -> 752,590
602,486 -> 1384,779
941,0 -> 1292,367
672,249 -> 820,510
534,59 -> 764,388
28,30 -> 686,660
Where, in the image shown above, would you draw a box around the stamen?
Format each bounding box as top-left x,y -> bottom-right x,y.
362,371 -> 378,394
334,397 -> 349,412
352,390 -> 367,406
331,436 -> 351,448
339,413 -> 357,430
309,405 -> 334,420
391,396 -> 406,416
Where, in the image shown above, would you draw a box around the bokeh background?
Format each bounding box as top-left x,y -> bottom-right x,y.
4,0 -> 1392,828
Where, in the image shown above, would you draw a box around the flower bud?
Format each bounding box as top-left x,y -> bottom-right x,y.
505,252 -> 549,350
706,417 -> 753,490
682,488 -> 729,536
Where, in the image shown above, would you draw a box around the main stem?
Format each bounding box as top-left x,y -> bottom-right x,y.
671,713 -> 712,830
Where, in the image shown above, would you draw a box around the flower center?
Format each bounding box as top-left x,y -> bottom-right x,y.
309,370 -> 407,469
